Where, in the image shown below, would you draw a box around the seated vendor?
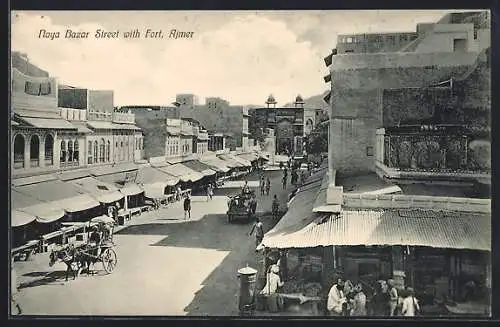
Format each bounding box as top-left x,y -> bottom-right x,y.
261,264 -> 284,296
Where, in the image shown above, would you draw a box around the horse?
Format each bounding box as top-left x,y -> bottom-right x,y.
48,244 -> 96,281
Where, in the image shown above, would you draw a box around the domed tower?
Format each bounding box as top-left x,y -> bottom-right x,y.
294,94 -> 305,108
266,94 -> 277,108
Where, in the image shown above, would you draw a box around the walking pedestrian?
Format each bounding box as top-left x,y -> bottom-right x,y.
265,177 -> 271,196
11,258 -> 22,315
387,279 -> 399,316
206,184 -> 214,201
250,194 -> 258,215
259,176 -> 265,196
282,174 -> 287,190
183,195 -> 191,220
401,287 -> 420,317
272,195 -> 280,220
249,217 -> 264,250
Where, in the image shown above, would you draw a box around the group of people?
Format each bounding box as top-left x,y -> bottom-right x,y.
327,278 -> 421,317
259,176 -> 272,196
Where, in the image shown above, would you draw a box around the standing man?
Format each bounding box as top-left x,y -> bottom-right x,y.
183,195 -> 191,220
249,217 -> 264,250
206,184 -> 214,201
272,194 -> 280,221
327,279 -> 347,316
11,258 -> 22,315
265,177 -> 271,196
259,176 -> 265,196
250,194 -> 258,216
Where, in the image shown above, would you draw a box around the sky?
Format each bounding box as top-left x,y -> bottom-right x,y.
11,10 -> 458,107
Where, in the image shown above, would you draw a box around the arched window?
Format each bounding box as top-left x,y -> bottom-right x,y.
44,134 -> 53,165
99,138 -> 105,162
60,140 -> 66,163
30,135 -> 40,167
88,141 -> 93,164
13,134 -> 25,169
73,140 -> 79,162
67,140 -> 74,163
106,140 -> 111,162
93,141 -> 98,163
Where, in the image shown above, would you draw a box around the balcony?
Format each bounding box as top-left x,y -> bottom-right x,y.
112,112 -> 135,124
376,127 -> 491,183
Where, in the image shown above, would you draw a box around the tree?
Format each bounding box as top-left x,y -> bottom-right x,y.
305,118 -> 329,155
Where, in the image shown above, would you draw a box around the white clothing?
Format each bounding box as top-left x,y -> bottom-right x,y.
327,284 -> 346,314
401,296 -> 420,316
260,272 -> 283,295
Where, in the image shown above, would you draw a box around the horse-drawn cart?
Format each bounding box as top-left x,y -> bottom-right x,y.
49,216 -> 118,281
226,189 -> 256,223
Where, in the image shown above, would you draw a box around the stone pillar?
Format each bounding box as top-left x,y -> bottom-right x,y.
24,134 -> 30,169
39,136 -> 46,168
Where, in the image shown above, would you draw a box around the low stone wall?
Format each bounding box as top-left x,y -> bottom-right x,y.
343,192 -> 490,213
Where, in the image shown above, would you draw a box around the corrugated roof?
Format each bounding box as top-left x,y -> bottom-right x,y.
17,116 -> 77,130
262,208 -> 491,251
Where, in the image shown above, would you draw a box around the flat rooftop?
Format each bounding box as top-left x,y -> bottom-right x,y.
337,172 -> 490,199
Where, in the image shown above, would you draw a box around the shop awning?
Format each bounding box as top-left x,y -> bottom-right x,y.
12,174 -> 57,187
13,179 -> 86,202
200,157 -> 231,173
97,191 -> 125,204
68,177 -> 124,204
12,210 -> 36,227
261,207 -> 491,251
90,163 -> 138,176
50,194 -> 101,213
136,166 -> 179,187
312,174 -> 341,213
120,184 -> 144,196
16,116 -> 77,130
218,155 -> 246,168
19,203 -> 65,224
181,160 -> 217,177
230,155 -> 252,167
260,180 -> 323,250
238,153 -> 259,162
157,163 -> 203,182
143,182 -> 167,199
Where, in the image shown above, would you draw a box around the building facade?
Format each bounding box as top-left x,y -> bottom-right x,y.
174,95 -> 249,151
324,11 -> 491,178
10,53 -> 144,179
249,95 -> 323,156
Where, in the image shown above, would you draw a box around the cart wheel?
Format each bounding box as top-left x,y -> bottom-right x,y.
101,248 -> 117,274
